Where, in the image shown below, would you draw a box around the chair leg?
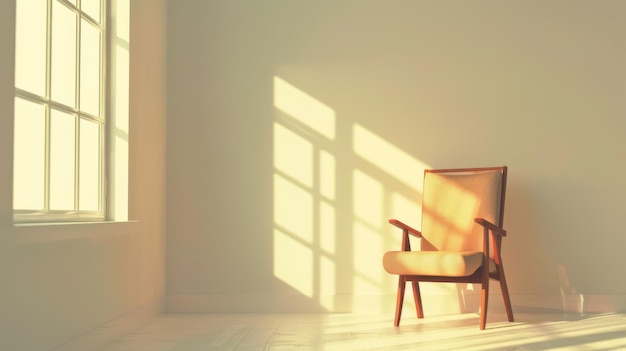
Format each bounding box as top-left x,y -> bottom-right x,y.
480,266 -> 490,330
480,282 -> 489,330
498,268 -> 514,322
394,276 -> 406,326
411,281 -> 424,318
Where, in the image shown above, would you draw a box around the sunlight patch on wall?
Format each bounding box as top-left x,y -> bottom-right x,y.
350,123 -> 429,276
352,170 -> 386,297
272,75 -> 441,312
273,174 -> 313,244
273,75 -> 337,309
319,201 -> 335,255
390,192 -> 421,225
319,150 -> 335,200
320,255 -> 336,310
274,123 -> 314,187
353,123 -> 429,192
273,228 -> 314,298
350,123 -> 454,302
389,192 -> 422,247
352,221 -> 385,292
353,169 -> 384,229
273,76 -> 335,140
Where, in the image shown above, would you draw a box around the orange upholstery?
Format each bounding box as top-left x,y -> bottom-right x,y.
421,171 -> 501,254
383,251 -> 491,277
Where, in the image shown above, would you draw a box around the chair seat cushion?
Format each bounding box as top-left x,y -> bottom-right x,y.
383,251 -> 489,277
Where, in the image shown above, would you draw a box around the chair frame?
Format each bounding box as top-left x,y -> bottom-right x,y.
388,166 -> 514,330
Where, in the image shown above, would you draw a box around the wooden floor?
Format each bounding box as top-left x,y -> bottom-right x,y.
102,311 -> 626,351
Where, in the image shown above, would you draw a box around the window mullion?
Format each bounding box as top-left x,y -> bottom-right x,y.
100,0 -> 106,216
44,0 -> 53,214
75,116 -> 80,214
103,0 -> 111,219
44,106 -> 51,214
75,8 -> 82,213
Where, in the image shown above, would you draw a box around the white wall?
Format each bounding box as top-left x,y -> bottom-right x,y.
166,0 -> 626,314
0,0 -> 167,350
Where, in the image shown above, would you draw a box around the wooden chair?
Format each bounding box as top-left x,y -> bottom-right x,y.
382,166 -> 514,330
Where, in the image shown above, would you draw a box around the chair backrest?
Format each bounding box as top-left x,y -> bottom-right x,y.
420,167 -> 506,255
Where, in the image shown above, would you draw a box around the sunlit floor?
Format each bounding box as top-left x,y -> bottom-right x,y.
102,311 -> 626,351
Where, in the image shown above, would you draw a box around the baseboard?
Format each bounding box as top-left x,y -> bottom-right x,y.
166,293 -> 626,315
167,293 -> 333,313
54,298 -> 163,351
510,294 -> 626,315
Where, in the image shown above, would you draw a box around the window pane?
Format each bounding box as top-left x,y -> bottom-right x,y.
13,98 -> 46,210
80,20 -> 101,117
15,0 -> 47,96
50,109 -> 76,210
79,119 -> 100,211
51,1 -> 77,107
82,0 -> 101,23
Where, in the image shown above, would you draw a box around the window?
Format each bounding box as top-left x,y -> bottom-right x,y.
14,0 -> 108,222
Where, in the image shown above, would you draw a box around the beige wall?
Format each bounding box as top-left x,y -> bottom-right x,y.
0,0 -> 167,350
166,0 -> 626,314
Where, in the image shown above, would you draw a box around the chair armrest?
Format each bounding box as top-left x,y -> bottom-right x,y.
474,218 -> 507,237
389,219 -> 422,238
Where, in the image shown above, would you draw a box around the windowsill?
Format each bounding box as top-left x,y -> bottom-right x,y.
14,220 -> 138,227
12,220 -> 140,244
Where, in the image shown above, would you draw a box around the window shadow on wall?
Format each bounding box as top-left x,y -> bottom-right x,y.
271,74 -> 469,313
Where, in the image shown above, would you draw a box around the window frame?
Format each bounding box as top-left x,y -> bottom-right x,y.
13,0 -> 109,223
